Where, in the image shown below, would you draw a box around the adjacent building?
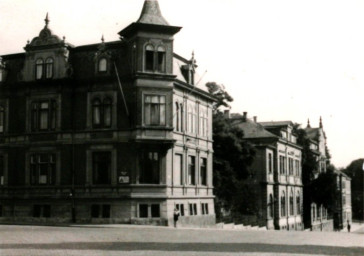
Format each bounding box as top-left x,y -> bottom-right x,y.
304,118 -> 333,231
231,113 -> 303,230
333,170 -> 352,230
0,0 -> 215,227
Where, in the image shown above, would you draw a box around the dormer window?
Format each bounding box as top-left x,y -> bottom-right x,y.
45,58 -> 54,79
98,58 -> 107,73
35,58 -> 53,80
36,59 -> 44,80
157,46 -> 166,72
145,45 -> 154,71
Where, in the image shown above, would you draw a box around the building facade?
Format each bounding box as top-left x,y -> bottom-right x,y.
304,118 -> 333,231
231,113 -> 303,230
0,0 -> 215,227
333,171 -> 352,230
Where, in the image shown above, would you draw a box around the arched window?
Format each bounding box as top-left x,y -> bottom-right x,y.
36,59 -> 44,80
281,191 -> 286,217
103,97 -> 112,128
157,46 -> 166,72
92,99 -> 101,128
0,106 -> 4,133
98,58 -> 107,72
145,45 -> 154,71
268,193 -> 274,218
45,58 -> 54,79
296,191 -> 301,214
290,190 -> 294,215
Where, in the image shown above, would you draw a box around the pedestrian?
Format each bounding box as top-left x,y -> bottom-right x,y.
173,207 -> 180,228
347,220 -> 351,232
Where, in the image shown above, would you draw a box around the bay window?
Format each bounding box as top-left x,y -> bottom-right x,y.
144,95 -> 166,126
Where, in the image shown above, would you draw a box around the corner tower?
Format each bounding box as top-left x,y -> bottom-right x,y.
118,0 -> 181,75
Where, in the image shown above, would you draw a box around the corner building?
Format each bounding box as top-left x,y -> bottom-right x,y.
0,0 -> 215,227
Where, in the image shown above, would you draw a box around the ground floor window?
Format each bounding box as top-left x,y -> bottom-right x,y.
139,203 -> 160,218
33,205 -> 51,218
0,205 -> 2,217
140,151 -> 160,184
30,153 -> 56,185
92,152 -> 111,185
201,203 -> 209,215
91,204 -> 111,218
189,203 -> 197,216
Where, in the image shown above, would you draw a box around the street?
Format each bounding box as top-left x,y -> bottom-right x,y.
0,224 -> 363,256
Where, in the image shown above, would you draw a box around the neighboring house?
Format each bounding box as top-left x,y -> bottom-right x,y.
231,113 -> 303,230
0,0 -> 215,227
333,171 -> 352,230
304,118 -> 333,231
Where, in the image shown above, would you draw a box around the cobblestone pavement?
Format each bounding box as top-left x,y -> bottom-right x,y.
0,224 -> 363,256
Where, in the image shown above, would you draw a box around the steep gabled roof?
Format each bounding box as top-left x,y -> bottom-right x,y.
259,121 -> 294,128
231,118 -> 277,139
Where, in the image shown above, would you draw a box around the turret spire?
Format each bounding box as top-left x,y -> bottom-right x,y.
137,0 -> 169,26
319,116 -> 323,128
307,119 -> 311,128
44,12 -> 49,27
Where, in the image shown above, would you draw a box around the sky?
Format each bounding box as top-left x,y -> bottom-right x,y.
0,0 -> 363,168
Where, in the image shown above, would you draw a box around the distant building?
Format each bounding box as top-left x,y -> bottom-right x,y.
304,118 -> 333,231
333,171 -> 352,230
231,113 -> 303,230
0,0 -> 215,226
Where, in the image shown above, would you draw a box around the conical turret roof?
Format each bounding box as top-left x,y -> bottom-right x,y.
137,0 -> 169,26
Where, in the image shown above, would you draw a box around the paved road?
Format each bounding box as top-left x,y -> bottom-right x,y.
0,224 -> 363,256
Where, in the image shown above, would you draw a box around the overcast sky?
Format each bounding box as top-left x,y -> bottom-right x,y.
1,0 -> 363,168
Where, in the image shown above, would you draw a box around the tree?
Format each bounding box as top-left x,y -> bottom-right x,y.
206,82 -> 255,221
343,159 -> 364,220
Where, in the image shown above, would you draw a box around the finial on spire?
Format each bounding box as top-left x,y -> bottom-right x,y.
319,116 -> 323,128
101,35 -> 104,43
307,119 -> 311,128
44,13 -> 49,27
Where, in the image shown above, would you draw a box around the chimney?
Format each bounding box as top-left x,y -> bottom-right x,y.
253,116 -> 257,123
224,109 -> 230,119
243,112 -> 247,121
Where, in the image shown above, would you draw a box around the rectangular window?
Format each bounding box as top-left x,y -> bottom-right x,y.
92,152 -> 111,185
139,204 -> 160,218
31,100 -> 57,132
188,156 -> 195,185
201,203 -> 209,215
139,204 -> 148,218
33,205 -> 51,218
91,205 -> 111,218
140,151 -> 160,184
102,205 -> 111,218
289,158 -> 293,175
189,203 -> 197,216
151,204 -> 160,218
173,154 -> 183,185
30,154 -> 56,185
144,95 -> 166,126
91,205 -> 100,218
176,204 -> 185,216
268,153 -> 272,174
200,157 -> 207,186
0,155 -> 3,185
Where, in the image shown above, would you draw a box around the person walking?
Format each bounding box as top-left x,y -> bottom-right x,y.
173,207 -> 180,228
347,220 -> 351,232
